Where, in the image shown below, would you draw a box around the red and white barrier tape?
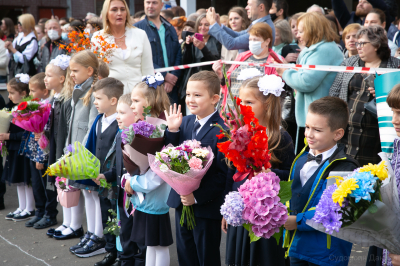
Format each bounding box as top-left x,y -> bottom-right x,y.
154,60 -> 400,74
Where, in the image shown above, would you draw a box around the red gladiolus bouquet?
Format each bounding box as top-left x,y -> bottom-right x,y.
12,97 -> 51,152
214,65 -> 271,182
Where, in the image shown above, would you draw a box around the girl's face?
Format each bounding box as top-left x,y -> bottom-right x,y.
291,19 -> 298,40
44,66 -> 65,93
130,89 -> 148,121
7,85 -> 26,104
229,12 -> 243,32
239,87 -> 266,125
116,102 -> 137,129
198,18 -> 210,36
69,60 -> 93,85
29,84 -> 48,99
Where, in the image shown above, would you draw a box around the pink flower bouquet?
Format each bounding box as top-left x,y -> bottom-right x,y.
12,98 -> 51,152
148,140 -> 214,230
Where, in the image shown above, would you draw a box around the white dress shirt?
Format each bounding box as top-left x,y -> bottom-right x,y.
7,31 -> 38,64
194,110 -> 217,135
300,145 -> 337,187
96,113 -> 118,134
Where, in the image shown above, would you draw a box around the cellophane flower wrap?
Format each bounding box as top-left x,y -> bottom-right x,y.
148,140 -> 215,230
307,153 -> 400,254
11,98 -> 51,152
43,142 -> 108,189
0,109 -> 12,157
214,65 -> 271,182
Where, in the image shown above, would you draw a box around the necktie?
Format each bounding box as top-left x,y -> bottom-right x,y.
192,121 -> 201,139
306,153 -> 323,164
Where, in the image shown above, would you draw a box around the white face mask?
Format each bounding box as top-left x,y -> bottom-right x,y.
249,41 -> 264,56
47,29 -> 60,41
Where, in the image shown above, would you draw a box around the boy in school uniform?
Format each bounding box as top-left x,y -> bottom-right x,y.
284,96 -> 359,266
165,71 -> 229,266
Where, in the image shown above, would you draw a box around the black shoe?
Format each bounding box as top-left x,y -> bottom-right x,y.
47,225 -> 68,237
74,234 -> 106,258
110,258 -> 120,266
13,210 -> 35,222
0,201 -> 4,210
33,216 -> 57,229
25,216 -> 42,227
5,208 -> 22,220
53,227 -> 84,240
94,252 -> 118,266
70,232 -> 92,253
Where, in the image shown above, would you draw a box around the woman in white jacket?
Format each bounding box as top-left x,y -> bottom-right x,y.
0,38 -> 7,83
92,0 -> 154,93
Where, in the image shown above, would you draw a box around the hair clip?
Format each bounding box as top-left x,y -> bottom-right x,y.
15,73 -> 30,84
142,72 -> 164,89
50,54 -> 71,70
257,75 -> 285,97
237,68 -> 263,81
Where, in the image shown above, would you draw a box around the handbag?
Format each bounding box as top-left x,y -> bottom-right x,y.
57,188 -> 80,208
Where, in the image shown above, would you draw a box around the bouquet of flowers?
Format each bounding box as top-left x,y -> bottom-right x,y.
103,209 -> 121,236
11,97 -> 51,152
0,108 -> 12,157
220,172 -> 292,243
43,142 -> 110,189
307,153 -> 400,254
148,140 -> 214,230
214,65 -> 273,182
59,31 -> 117,63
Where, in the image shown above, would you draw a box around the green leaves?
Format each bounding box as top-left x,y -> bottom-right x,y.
278,180 -> 293,204
243,223 -> 261,243
100,179 -> 112,189
272,226 -> 284,245
142,106 -> 152,118
103,209 -> 120,236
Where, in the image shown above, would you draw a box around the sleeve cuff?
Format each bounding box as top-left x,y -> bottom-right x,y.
296,213 -> 305,224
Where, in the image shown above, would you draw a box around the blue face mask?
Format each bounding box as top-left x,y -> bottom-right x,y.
61,32 -> 68,41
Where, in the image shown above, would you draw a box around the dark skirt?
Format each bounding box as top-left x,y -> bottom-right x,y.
226,225 -> 287,266
2,151 -> 30,186
130,209 -> 173,247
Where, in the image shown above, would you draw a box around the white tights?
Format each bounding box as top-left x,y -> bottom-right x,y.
82,190 -> 103,237
16,185 -> 35,215
146,246 -> 170,266
62,191 -> 84,235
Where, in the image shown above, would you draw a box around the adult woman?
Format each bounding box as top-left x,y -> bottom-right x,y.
222,7 -> 250,69
276,12 -> 343,153
329,26 -> 400,166
342,23 -> 361,58
170,16 -> 187,43
5,14 -> 38,79
92,0 -> 154,93
1,18 -> 15,41
283,12 -> 304,63
273,20 -> 293,55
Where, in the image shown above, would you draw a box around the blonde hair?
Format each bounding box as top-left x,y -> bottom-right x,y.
132,81 -> 170,118
70,50 -> 99,106
240,77 -> 283,166
297,12 -> 338,47
46,63 -> 73,101
98,59 -> 110,78
101,0 -> 134,34
19,14 -> 37,38
342,23 -> 362,41
118,93 -> 132,106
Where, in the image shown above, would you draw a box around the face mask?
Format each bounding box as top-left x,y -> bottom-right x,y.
61,32 -> 68,41
47,29 -> 60,41
270,13 -> 278,21
249,41 -> 264,55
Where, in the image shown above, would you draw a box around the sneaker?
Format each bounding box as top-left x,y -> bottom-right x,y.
74,234 -> 106,258
70,232 -> 92,253
13,210 -> 35,222
5,208 -> 22,220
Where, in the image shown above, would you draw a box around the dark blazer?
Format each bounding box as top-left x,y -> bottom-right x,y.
165,111 -> 229,220
56,98 -> 72,159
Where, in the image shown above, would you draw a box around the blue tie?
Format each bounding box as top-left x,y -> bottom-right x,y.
192,121 -> 201,139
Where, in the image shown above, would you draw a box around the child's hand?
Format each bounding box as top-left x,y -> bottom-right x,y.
165,103 -> 183,132
180,193 -> 195,206
221,217 -> 228,233
92,174 -> 105,186
389,254 -> 400,266
124,178 -> 134,195
36,162 -> 44,170
284,215 -> 297,230
34,132 -> 42,141
0,133 -> 10,141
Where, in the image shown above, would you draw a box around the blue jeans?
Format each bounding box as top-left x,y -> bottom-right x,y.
290,257 -> 320,266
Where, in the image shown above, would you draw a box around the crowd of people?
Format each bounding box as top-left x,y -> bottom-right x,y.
0,0 -> 400,265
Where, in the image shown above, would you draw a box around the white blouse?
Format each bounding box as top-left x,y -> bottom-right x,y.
92,27 -> 154,93
7,31 -> 38,64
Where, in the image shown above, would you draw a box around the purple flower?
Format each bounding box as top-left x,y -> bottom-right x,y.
66,144 -> 74,153
132,121 -> 156,138
118,221 -> 121,227
220,192 -> 246,226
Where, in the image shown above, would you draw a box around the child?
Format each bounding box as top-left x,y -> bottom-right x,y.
98,59 -> 110,80
284,96 -> 358,266
70,77 -> 123,258
164,71 -> 229,266
1,74 -> 34,221
53,50 -> 99,241
19,73 -> 52,226
224,76 -> 295,266
123,76 -> 172,266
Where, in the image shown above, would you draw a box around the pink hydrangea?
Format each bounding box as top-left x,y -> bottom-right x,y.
188,157 -> 203,171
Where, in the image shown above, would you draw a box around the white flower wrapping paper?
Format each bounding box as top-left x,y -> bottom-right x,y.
306,153 -> 400,254
0,110 -> 12,134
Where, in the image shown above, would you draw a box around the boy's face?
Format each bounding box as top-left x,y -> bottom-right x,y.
130,89 -> 147,121
185,81 -> 219,120
392,108 -> 400,137
29,84 -> 48,99
117,102 -> 137,129
305,112 -> 344,155
93,89 -> 116,115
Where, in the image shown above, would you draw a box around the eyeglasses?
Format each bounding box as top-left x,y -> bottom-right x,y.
355,41 -> 370,48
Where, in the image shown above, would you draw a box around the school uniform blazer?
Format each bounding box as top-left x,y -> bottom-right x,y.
165,111 -> 229,220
